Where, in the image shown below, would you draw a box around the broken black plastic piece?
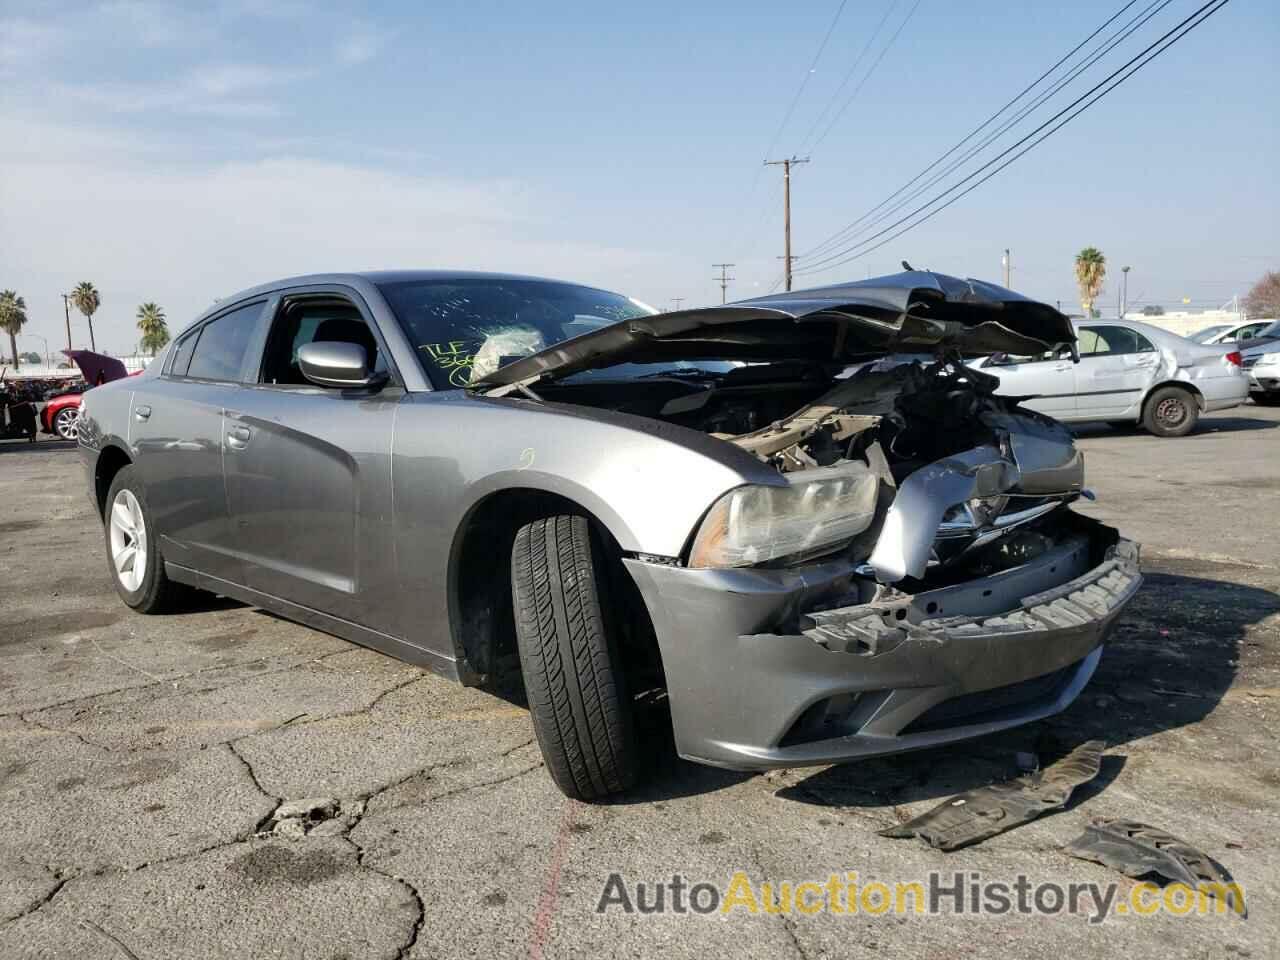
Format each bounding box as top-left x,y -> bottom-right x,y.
877,740 -> 1104,851
1065,819 -> 1246,917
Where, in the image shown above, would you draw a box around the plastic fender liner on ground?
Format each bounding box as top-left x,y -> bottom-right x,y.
877,739 -> 1104,851
1064,819 -> 1246,917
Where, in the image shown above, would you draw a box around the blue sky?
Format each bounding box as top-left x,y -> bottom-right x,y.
1,0 -> 1276,354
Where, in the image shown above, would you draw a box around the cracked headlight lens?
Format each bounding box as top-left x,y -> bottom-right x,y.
688,464 -> 879,569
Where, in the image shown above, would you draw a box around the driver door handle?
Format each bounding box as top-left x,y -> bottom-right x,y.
226,425 -> 251,450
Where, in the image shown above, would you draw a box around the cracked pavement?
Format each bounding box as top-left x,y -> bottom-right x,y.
1,408 -> 1278,959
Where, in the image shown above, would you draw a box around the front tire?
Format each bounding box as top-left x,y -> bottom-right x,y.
1143,386 -> 1199,438
511,515 -> 637,801
1252,393 -> 1280,407
104,465 -> 188,613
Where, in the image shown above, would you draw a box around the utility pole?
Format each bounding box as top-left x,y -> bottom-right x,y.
61,293 -> 73,352
712,263 -> 735,304
1121,266 -> 1130,318
1002,249 -> 1011,288
670,298 -> 685,313
764,156 -> 809,291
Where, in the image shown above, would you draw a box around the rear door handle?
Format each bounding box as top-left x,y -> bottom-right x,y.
226,425 -> 251,450
134,405 -> 151,422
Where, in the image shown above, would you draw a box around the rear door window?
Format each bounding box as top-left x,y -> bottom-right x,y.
185,302 -> 265,381
1078,326 -> 1155,357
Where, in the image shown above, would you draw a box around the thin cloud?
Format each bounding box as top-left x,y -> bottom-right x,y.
188,62 -> 308,96
95,1 -> 214,48
335,24 -> 386,66
0,17 -> 66,68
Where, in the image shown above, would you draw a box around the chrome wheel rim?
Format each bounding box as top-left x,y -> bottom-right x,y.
109,489 -> 147,593
1155,396 -> 1187,428
55,408 -> 79,440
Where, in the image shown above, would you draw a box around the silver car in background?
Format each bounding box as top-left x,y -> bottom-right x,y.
78,270 -> 1141,800
970,318 -> 1249,436
1241,338 -> 1280,405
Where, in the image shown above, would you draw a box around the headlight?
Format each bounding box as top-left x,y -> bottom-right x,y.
688,464 -> 878,569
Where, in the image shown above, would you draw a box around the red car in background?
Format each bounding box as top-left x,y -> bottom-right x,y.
40,351 -> 139,441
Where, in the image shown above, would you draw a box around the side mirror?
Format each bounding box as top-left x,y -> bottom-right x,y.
297,341 -> 385,389
987,352 -> 1009,366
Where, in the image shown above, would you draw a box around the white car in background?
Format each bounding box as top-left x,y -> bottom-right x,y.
1189,318 -> 1280,346
970,318 -> 1249,437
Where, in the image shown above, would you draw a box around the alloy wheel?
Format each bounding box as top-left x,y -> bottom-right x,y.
54,407 -> 79,441
109,489 -> 148,593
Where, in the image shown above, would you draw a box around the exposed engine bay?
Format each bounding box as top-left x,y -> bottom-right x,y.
537,354 -> 1086,587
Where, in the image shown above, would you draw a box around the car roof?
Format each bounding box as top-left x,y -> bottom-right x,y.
200,270 -> 617,315
182,270 -> 634,336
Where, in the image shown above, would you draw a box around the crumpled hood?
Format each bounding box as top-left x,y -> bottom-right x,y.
473,270 -> 1075,392
64,350 -> 128,385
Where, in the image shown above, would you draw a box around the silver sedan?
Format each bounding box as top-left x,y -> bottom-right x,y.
971,317 -> 1249,437
79,270 -> 1140,800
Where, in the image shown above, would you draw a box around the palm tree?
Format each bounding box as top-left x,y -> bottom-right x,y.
0,290 -> 28,370
1074,248 -> 1107,318
136,302 -> 171,355
71,281 -> 101,351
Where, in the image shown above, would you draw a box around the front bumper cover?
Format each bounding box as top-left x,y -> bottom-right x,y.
624,517 -> 1139,771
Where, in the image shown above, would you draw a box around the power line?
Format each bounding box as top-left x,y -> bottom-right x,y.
805,0 -> 925,155
760,0 -> 850,165
794,0 -> 1231,278
795,0 -> 901,156
725,0 -> 851,262
801,0 -> 1150,261
803,0 -> 1176,264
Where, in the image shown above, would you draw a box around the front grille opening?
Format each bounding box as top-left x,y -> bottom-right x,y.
899,661 -> 1080,736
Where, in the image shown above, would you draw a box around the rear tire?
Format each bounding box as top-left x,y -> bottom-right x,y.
511,515 -> 637,801
104,465 -> 189,613
1142,386 -> 1199,438
53,407 -> 79,441
1252,393 -> 1280,407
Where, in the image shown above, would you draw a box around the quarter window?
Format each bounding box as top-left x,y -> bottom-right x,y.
168,328 -> 200,377
1077,326 -> 1155,357
183,303 -> 264,381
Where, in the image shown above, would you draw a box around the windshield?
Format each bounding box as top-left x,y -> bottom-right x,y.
1189,325 -> 1229,343
378,277 -> 658,389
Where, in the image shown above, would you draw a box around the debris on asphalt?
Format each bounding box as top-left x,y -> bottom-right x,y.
275,797 -> 336,821
272,818 -> 307,840
1065,819 -> 1246,917
264,797 -> 365,840
878,740 -> 1105,851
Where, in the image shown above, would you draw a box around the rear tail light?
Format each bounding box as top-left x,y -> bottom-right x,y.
1225,351 -> 1242,366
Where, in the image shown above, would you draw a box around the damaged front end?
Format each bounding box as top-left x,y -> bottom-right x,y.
618,356 -> 1139,770
476,271 -> 1142,769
